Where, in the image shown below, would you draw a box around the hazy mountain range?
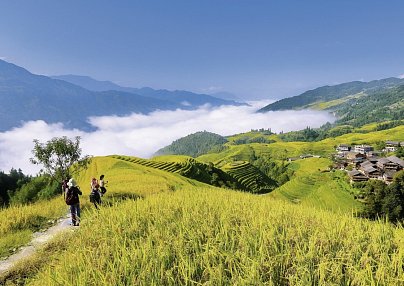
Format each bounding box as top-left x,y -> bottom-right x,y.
51,75 -> 242,102
2,58 -> 403,133
0,60 -> 242,131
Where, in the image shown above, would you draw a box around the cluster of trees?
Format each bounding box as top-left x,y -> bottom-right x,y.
233,136 -> 275,145
278,125 -> 359,142
249,154 -> 292,186
375,120 -> 404,131
0,171 -> 61,206
250,128 -> 273,135
397,147 -> 404,158
278,127 -> 322,142
358,171 -> 404,222
0,169 -> 31,205
155,131 -> 228,157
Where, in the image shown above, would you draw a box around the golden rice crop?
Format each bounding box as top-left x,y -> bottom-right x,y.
0,197 -> 66,258
28,187 -> 404,285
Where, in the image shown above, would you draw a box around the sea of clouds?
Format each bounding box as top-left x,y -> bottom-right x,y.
0,101 -> 335,175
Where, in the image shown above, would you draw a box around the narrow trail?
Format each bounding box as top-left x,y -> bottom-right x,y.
0,214 -> 75,276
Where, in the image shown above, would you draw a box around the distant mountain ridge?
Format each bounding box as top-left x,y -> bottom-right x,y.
0,60 -> 242,131
259,77 -> 404,127
259,77 -> 404,112
52,74 -> 243,107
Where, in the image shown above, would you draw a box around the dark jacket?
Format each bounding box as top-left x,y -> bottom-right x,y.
66,186 -> 82,205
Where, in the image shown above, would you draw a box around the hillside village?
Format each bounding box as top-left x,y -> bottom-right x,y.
334,141 -> 404,183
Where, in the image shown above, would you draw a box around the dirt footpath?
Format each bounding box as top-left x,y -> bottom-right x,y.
0,215 -> 75,276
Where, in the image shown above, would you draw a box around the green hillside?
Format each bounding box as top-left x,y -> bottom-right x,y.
154,131 -> 228,157
108,155 -> 240,190
268,158 -> 361,213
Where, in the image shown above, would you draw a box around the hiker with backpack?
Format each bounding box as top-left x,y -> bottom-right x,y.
65,178 -> 82,226
90,177 -> 102,209
99,174 -> 108,195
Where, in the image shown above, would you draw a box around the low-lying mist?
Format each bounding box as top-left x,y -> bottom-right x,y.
0,102 -> 335,175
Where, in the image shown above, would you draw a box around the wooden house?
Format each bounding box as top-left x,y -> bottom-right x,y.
346,152 -> 366,163
386,156 -> 404,170
347,169 -> 368,182
361,165 -> 381,178
377,158 -> 399,171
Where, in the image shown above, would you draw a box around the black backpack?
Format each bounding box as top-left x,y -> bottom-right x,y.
65,186 -> 79,205
89,190 -> 101,203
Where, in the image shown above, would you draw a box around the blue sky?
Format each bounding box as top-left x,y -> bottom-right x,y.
1,0 -> 403,99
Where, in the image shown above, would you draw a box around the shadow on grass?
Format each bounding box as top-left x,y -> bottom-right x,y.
81,192 -> 143,211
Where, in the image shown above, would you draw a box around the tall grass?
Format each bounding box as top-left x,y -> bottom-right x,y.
0,198 -> 66,258
28,187 -> 404,285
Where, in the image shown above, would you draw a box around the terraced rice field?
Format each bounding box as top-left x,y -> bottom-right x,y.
222,161 -> 276,193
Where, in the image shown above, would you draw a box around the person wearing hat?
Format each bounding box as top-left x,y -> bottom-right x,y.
65,178 -> 82,226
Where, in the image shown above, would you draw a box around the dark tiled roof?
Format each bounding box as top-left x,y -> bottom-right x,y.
360,161 -> 373,167
387,156 -> 404,168
362,165 -> 378,173
378,158 -> 391,165
348,169 -> 362,177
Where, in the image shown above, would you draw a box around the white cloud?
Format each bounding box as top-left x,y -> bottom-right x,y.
0,102 -> 335,175
201,86 -> 223,93
0,56 -> 7,60
398,74 -> 404,79
181,101 -> 191,106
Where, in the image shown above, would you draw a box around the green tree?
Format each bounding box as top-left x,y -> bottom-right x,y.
396,147 -> 404,158
361,171 -> 404,222
0,168 -> 30,206
375,141 -> 386,151
30,136 -> 91,182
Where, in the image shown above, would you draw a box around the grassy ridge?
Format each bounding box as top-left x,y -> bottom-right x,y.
75,156 -> 204,199
27,187 -> 404,285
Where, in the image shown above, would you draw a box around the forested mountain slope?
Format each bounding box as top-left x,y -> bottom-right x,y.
154,131 -> 228,157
